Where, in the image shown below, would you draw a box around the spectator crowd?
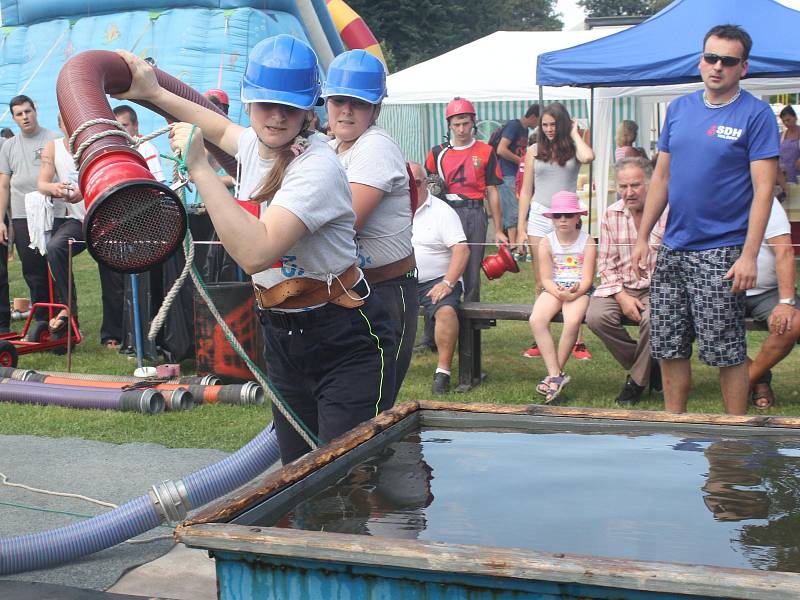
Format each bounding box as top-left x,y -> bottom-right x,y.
0,24 -> 797,454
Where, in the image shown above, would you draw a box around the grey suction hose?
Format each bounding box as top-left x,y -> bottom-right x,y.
0,379 -> 163,414
0,422 -> 280,574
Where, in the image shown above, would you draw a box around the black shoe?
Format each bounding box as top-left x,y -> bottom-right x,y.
649,362 -> 663,395
431,372 -> 451,395
616,376 -> 645,406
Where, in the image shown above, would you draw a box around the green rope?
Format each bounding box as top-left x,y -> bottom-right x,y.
0,500 -> 171,530
159,124 -> 196,183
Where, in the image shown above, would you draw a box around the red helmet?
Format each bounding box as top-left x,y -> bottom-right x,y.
204,88 -> 230,106
445,97 -> 476,120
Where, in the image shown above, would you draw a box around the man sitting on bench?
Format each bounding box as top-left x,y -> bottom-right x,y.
410,162 -> 469,394
745,198 -> 800,409
586,157 -> 667,405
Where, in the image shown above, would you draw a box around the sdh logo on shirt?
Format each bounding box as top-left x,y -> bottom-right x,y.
706,124 -> 743,141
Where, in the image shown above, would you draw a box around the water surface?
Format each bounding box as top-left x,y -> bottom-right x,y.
271,428 -> 800,572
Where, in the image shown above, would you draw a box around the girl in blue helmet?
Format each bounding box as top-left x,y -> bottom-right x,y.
322,49 -> 417,400
114,36 -> 396,464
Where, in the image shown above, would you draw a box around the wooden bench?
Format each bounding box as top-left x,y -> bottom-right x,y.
455,302 -> 769,392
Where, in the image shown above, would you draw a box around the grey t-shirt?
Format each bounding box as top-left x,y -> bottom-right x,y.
532,156 -> 580,209
0,127 -> 59,219
235,128 -> 358,289
329,126 -> 413,269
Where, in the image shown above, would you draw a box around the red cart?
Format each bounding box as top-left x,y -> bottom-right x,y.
0,303 -> 81,367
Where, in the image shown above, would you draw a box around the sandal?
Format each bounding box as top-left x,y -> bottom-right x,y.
544,373 -> 571,404
751,382 -> 775,410
48,311 -> 69,334
536,376 -> 551,396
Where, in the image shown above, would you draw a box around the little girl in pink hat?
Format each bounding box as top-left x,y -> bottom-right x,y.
529,190 -> 596,403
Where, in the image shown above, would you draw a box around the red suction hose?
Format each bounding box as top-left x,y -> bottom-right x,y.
56,50 -> 237,274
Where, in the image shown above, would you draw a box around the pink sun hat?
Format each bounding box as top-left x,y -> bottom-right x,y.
543,190 -> 588,218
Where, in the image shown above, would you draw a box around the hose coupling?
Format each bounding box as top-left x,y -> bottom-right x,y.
150,479 -> 191,523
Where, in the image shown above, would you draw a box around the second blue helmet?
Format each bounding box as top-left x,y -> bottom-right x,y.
321,49 -> 387,105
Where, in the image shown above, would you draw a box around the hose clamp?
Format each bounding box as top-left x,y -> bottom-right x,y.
150,479 -> 191,523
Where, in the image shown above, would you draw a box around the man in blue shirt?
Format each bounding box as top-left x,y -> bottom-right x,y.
495,105 -> 539,247
631,24 -> 778,416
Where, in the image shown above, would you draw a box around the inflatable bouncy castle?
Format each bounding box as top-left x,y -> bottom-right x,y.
0,0 -> 346,142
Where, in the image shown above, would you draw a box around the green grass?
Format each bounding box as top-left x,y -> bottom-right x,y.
1,251 -> 798,451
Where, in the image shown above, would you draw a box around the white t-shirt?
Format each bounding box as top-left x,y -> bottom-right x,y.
137,139 -> 165,182
236,128 -> 357,289
53,137 -> 85,221
412,191 -> 467,284
748,198 -> 792,297
329,126 -> 413,269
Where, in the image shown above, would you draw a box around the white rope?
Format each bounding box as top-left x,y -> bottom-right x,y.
68,119 -> 171,168
0,471 -> 117,509
1,470 -> 173,544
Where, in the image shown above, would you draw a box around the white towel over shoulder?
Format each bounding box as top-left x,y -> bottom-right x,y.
25,191 -> 54,256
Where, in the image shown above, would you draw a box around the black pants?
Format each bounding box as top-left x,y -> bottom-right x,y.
260,286 -> 397,464
98,263 -> 124,344
46,218 -> 84,318
372,273 -> 418,400
0,217 -> 8,331
12,218 -> 49,321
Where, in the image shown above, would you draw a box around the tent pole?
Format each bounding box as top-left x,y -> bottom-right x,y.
588,87 -> 594,235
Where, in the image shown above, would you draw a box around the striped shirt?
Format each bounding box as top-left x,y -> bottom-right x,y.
594,199 -> 667,298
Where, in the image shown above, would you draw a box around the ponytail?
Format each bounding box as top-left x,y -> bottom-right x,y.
249,121 -> 312,204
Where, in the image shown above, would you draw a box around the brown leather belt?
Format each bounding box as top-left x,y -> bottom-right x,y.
363,253 -> 416,285
253,264 -> 363,310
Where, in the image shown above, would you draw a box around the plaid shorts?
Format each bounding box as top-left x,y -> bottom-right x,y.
650,245 -> 746,367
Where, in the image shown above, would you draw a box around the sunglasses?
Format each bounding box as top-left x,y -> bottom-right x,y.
551,213 -> 578,219
328,96 -> 373,109
702,53 -> 744,67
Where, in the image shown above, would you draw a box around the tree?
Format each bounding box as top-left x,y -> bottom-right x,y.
345,0 -> 562,71
577,0 -> 654,17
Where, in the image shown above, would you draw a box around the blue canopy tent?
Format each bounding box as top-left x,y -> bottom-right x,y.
537,0 -> 800,87
534,0 -> 800,229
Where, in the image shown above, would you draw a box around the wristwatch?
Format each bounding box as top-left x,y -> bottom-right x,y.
442,279 -> 455,289
778,297 -> 796,306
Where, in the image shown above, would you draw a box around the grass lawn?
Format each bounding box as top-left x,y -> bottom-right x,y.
1,250 -> 799,452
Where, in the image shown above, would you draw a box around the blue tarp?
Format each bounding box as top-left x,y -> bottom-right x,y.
537,0 -> 800,88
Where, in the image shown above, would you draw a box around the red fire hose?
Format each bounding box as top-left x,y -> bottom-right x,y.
55,50 -> 236,274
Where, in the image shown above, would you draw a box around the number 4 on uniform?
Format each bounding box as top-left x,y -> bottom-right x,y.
449,164 -> 466,185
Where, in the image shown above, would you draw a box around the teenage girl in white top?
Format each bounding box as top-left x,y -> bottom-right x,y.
115,36 -> 396,464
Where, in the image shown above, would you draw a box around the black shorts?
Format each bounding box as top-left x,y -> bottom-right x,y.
417,277 -> 462,321
650,245 -> 746,367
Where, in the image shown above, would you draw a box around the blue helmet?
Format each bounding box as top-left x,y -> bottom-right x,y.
241,35 -> 321,110
321,50 -> 386,105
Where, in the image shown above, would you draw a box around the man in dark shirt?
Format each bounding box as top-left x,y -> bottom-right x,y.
495,104 -> 539,246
